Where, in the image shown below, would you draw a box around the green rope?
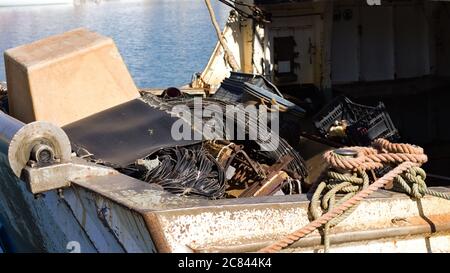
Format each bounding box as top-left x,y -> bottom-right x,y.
393,167 -> 450,201
310,170 -> 369,252
310,166 -> 450,253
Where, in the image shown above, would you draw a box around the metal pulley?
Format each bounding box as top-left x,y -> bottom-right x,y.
0,111 -> 71,178
1,111 -> 116,195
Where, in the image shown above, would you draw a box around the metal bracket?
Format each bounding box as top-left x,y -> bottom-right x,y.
21,158 -> 117,194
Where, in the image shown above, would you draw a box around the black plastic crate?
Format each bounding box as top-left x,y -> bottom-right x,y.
347,107 -> 400,146
313,96 -> 399,145
314,96 -> 379,135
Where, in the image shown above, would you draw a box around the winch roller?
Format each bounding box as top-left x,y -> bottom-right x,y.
0,111 -> 71,178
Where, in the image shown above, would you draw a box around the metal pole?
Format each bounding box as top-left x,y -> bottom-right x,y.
204,0 -> 240,71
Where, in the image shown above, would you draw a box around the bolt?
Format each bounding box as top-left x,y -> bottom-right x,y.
31,144 -> 55,164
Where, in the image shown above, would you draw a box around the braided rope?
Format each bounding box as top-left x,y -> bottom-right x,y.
373,138 -> 424,154
323,147 -> 428,171
257,139 -> 450,253
310,170 -> 368,252
393,167 -> 450,201
424,189 -> 450,200
258,162 -> 417,253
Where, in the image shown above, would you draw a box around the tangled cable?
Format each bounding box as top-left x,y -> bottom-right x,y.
258,138 -> 449,253
141,146 -> 226,199
141,93 -> 308,180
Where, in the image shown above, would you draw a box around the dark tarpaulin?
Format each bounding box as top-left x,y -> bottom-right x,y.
63,99 -> 199,167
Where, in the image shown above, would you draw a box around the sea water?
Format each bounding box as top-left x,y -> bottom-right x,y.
0,0 -> 230,88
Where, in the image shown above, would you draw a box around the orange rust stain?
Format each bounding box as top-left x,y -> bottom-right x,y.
407,214 -> 450,227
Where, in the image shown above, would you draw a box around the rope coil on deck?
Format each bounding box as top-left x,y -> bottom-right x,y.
258,138 -> 450,253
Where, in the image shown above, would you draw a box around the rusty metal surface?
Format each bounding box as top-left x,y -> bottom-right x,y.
240,155 -> 293,197
191,216 -> 450,253
253,171 -> 289,197
143,192 -> 450,253
69,169 -> 450,253
285,233 -> 450,253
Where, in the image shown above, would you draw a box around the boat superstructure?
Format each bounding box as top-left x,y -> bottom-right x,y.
195,0 -> 450,182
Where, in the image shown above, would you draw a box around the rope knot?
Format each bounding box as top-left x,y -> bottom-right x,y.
393,166 -> 427,200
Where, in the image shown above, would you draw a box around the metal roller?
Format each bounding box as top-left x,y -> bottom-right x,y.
0,111 -> 71,178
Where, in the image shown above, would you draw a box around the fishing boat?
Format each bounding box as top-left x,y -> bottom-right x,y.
0,0 -> 450,253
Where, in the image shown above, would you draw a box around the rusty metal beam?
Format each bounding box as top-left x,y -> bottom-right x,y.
190,214 -> 450,252
69,169 -> 450,253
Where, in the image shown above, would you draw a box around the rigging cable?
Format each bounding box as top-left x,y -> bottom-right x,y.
217,0 -> 269,22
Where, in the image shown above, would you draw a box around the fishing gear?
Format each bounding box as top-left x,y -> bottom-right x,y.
137,145 -> 226,199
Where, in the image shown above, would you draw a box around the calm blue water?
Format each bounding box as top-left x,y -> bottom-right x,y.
0,0 -> 230,88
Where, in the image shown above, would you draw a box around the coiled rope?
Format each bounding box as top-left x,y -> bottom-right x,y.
258,138 -> 449,253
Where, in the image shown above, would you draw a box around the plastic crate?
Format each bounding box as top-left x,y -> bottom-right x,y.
347,107 -> 400,146
314,96 -> 378,134
314,96 -> 399,145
